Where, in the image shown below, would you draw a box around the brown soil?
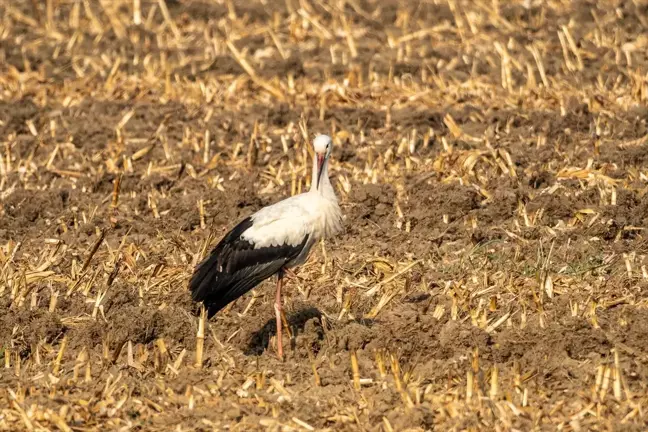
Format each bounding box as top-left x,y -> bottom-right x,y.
1,0 -> 648,430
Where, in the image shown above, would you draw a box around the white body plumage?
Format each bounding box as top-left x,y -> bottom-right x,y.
243,191 -> 342,264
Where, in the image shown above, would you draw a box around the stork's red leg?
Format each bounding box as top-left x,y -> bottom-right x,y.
275,271 -> 284,360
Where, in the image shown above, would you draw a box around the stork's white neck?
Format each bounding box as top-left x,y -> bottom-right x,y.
310,156 -> 336,200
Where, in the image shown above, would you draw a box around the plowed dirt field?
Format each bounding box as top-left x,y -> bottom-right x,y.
1,0 -> 648,430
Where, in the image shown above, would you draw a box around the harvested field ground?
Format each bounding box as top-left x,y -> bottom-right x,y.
1,0 -> 648,430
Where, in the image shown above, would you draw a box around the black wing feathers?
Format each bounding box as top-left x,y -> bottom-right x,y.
189,216 -> 308,317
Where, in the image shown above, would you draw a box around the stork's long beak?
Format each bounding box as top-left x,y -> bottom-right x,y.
316,153 -> 325,190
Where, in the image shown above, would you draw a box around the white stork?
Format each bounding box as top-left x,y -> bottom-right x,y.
189,134 -> 342,359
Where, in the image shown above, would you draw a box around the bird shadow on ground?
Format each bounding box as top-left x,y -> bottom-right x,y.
244,307 -> 387,356
244,307 -> 323,356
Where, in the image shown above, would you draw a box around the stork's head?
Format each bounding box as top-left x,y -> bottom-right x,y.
313,134 -> 332,157
313,134 -> 332,190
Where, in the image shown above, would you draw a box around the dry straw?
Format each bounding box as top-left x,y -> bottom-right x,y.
0,0 -> 646,430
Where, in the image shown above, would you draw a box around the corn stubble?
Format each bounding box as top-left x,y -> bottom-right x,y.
0,0 -> 647,430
